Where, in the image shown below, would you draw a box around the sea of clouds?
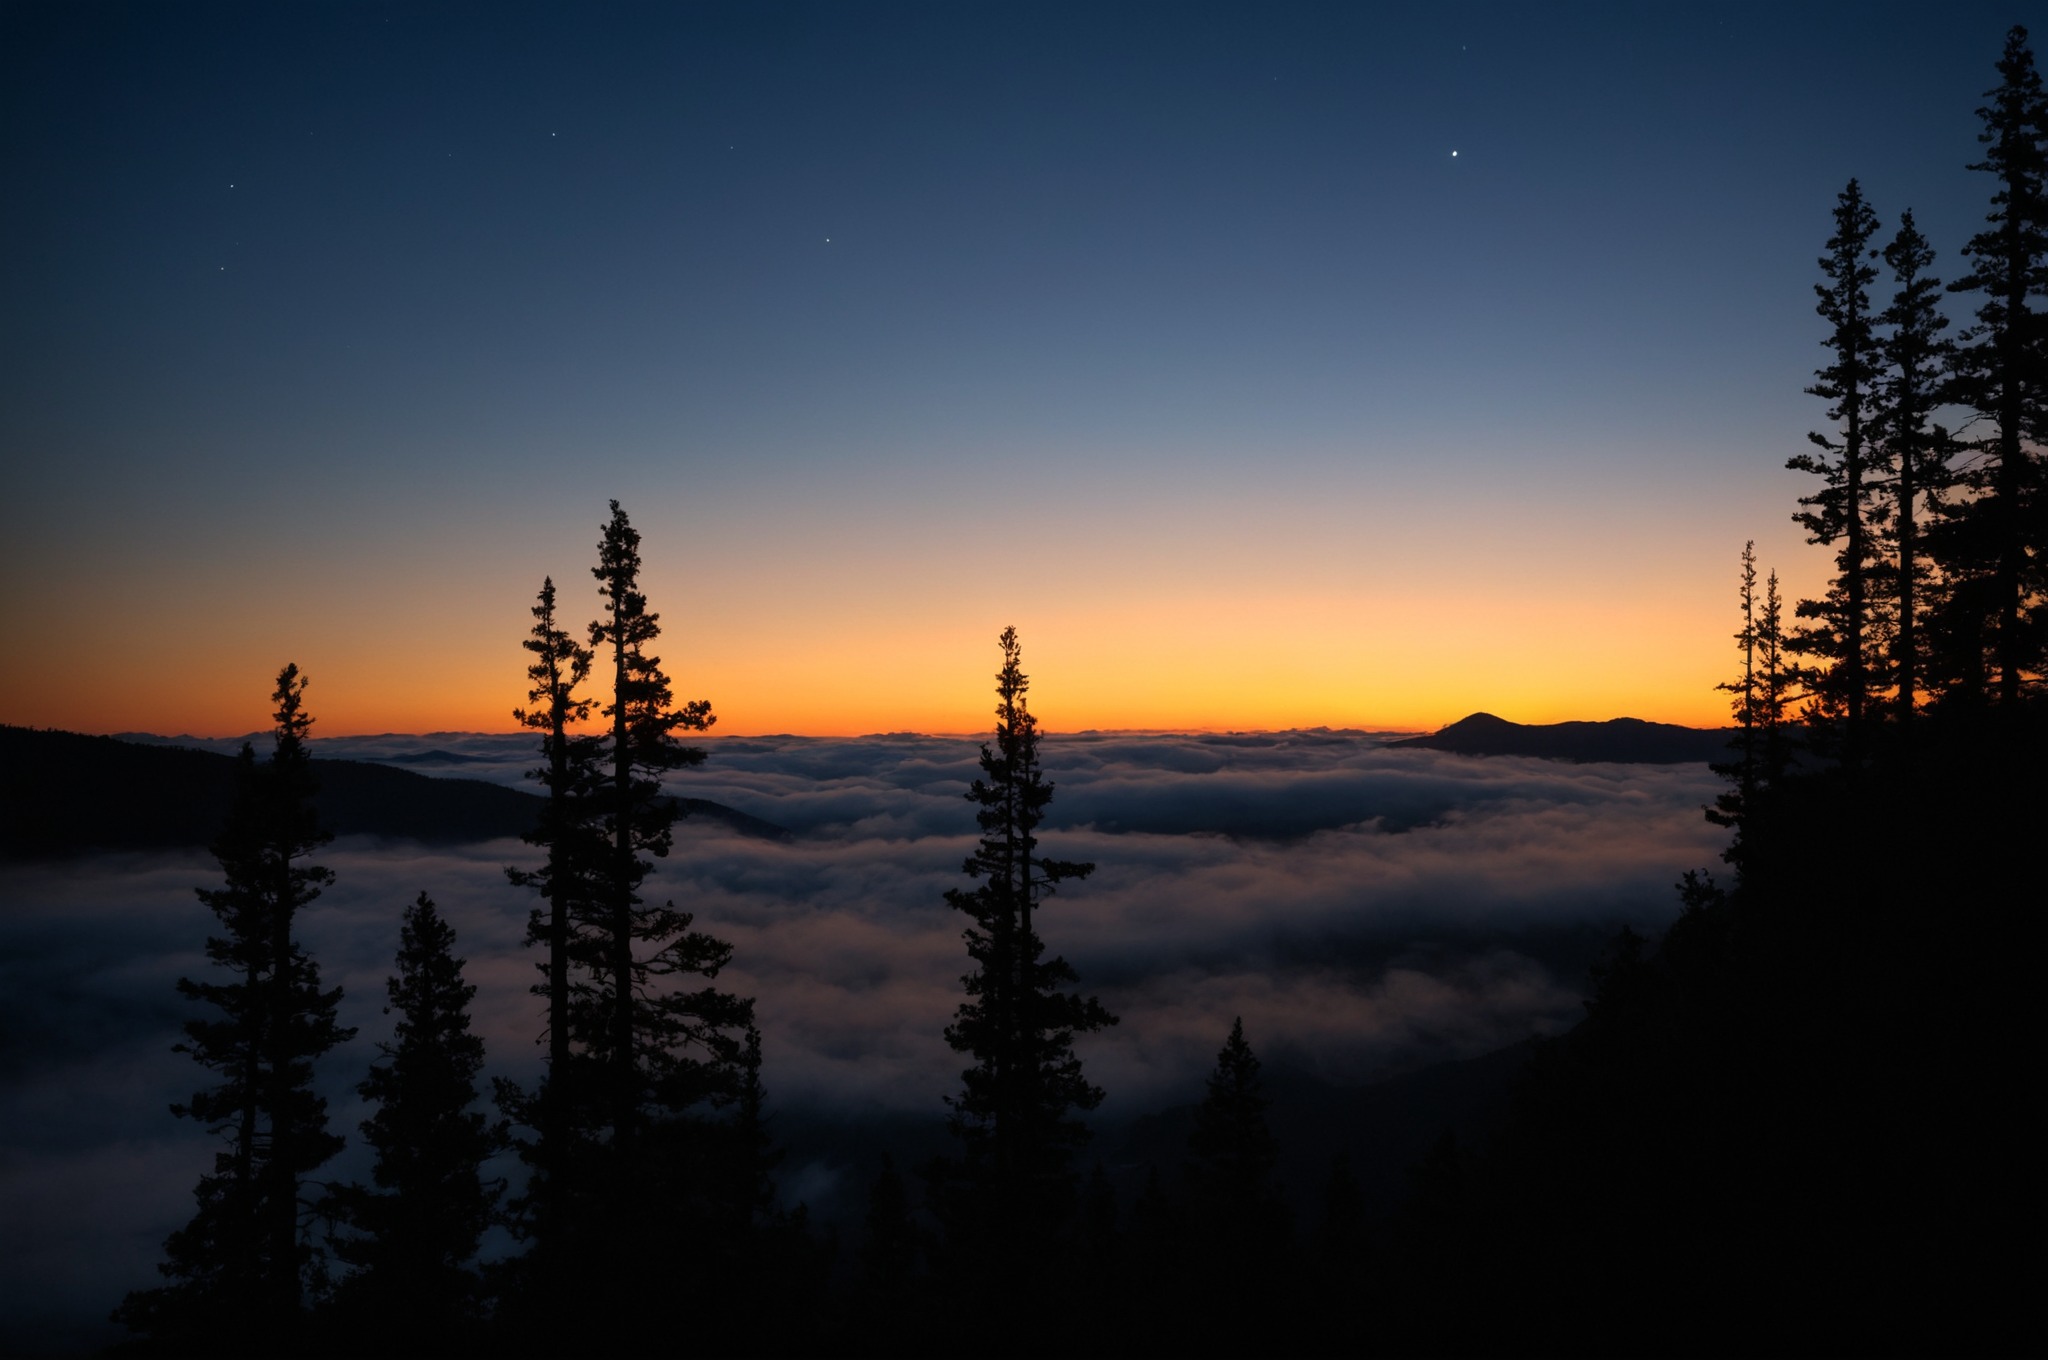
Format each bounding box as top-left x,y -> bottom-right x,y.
0,729 -> 1727,1348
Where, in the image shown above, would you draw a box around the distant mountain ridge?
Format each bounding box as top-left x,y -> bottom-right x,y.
0,726 -> 790,859
1387,712 -> 1736,764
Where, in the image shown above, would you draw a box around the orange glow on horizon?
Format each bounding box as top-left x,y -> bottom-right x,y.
4,588 -> 1745,739
3,489 -> 1819,741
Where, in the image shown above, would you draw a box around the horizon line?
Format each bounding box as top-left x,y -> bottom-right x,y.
34,711 -> 1739,743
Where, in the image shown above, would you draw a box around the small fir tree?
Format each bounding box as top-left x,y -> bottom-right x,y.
1714,562 -> 1794,881
115,665 -> 354,1351
331,893 -> 503,1338
1184,1017 -> 1286,1251
1759,569 -> 1794,788
1710,541 -> 1764,832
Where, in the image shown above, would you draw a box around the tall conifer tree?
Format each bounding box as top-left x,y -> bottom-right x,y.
1943,25 -> 2048,706
115,666 -> 354,1351
1789,179 -> 1885,758
1871,211 -> 1955,725
503,575 -> 602,1241
583,500 -> 752,1195
938,627 -> 1117,1272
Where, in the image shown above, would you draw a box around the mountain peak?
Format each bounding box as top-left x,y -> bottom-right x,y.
1389,713 -> 1733,764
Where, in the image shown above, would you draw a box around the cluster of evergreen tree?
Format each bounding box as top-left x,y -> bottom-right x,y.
1364,30 -> 2045,1357
1781,26 -> 2046,758
489,501 -> 782,1352
117,504 -> 795,1356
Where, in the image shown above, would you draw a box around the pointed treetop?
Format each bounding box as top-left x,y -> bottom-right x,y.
271,663 -> 314,761
593,499 -> 655,631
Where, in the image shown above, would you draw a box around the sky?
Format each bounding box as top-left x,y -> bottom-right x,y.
0,731 -> 1727,1348
0,1 -> 2030,735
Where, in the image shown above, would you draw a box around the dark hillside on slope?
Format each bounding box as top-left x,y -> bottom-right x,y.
1378,713 -> 2047,1357
0,727 -> 788,857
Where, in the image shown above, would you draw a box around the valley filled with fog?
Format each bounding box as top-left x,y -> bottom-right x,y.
1,729 -> 1725,1345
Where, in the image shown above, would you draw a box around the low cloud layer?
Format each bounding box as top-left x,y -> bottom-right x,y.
1,730 -> 1725,1347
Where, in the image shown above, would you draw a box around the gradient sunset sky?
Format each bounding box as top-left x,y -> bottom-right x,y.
0,2 -> 2024,736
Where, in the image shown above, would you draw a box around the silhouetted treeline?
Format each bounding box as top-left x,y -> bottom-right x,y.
1777,27 -> 2047,747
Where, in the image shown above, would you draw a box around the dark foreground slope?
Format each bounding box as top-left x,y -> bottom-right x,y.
1389,711 -> 1736,763
0,726 -> 788,857
1374,711 -> 2046,1358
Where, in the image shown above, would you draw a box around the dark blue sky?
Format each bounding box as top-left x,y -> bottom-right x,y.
0,2 -> 2031,733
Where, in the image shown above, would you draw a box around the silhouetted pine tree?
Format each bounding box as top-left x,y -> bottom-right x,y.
330,893 -> 503,1342
500,575 -> 603,1251
1939,25 -> 2048,707
1185,1017 -> 1287,1254
586,500 -> 747,1147
114,665 -> 355,1353
724,1026 -> 778,1225
578,501 -> 756,1323
1788,179 -> 1886,759
933,626 -> 1117,1314
1710,541 -> 1765,831
1711,547 -> 1794,874
1871,211 -> 1957,728
693,1025 -> 833,1357
1758,568 -> 1793,786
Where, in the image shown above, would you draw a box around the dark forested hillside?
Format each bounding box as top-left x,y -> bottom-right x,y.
0,727 -> 787,857
1374,712 -> 2047,1357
